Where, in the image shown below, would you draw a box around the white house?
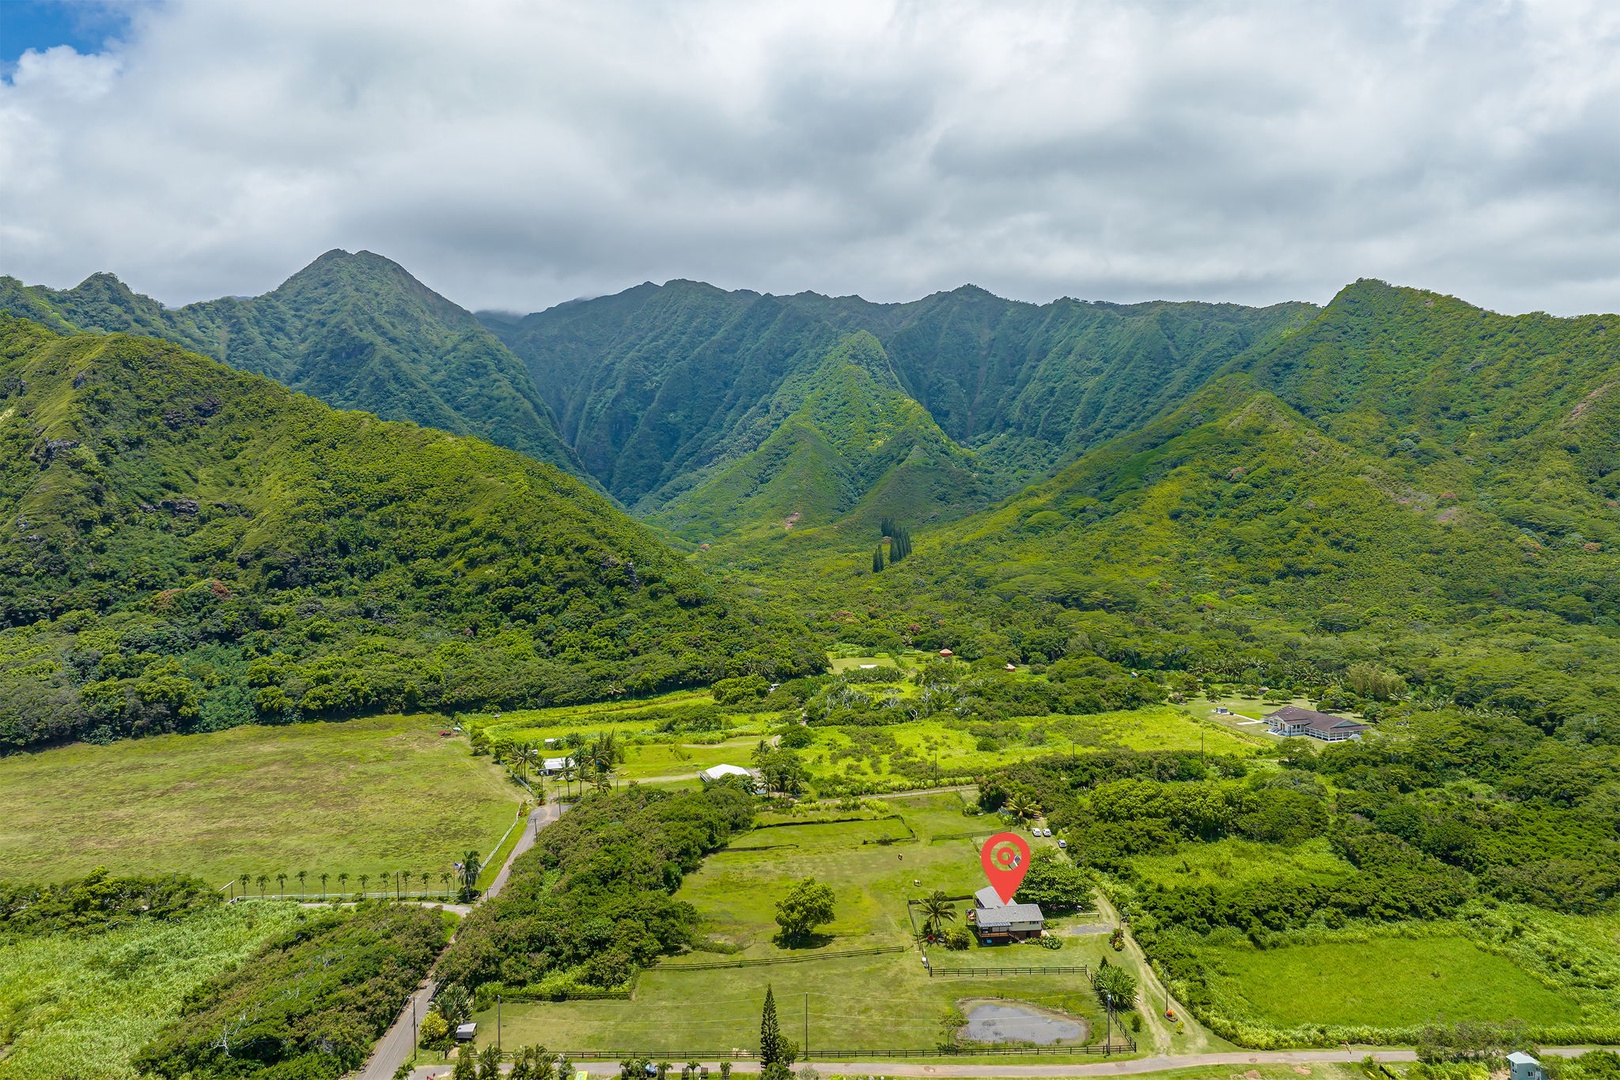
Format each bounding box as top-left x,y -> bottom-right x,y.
541,756 -> 573,774
1508,1054 -> 1544,1080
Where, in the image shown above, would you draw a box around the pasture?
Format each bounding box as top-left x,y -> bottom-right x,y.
0,715 -> 520,886
1201,934 -> 1585,1029
1130,837 -> 1356,891
479,791 -> 1138,1055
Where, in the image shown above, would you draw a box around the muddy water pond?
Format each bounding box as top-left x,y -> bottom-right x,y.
960,1001 -> 1088,1045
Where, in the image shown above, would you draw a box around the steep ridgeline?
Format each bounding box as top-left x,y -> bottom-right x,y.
482,282 -> 1316,511
0,317 -> 824,752
0,251 -> 581,475
852,281 -> 1619,742
647,332 -> 990,540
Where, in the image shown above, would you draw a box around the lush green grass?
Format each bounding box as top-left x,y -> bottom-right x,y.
803,709 -> 1265,791
480,954 -> 1107,1054
1130,837 -> 1355,891
1204,934 -> 1583,1029
0,902 -> 305,1080
0,715 -> 520,885
478,791 -> 1136,1054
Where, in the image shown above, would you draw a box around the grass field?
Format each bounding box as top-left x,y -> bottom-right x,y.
1202,934 -> 1585,1028
0,715 -> 520,885
1130,837 -> 1356,891
0,903 -> 304,1080
480,791 -> 1137,1055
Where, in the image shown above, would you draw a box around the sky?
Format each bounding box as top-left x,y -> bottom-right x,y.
1,0 -> 1616,316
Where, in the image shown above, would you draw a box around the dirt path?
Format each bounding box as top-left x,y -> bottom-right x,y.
355,802 -> 566,1080
1089,890 -> 1213,1054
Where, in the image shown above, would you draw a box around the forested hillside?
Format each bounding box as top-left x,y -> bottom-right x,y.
698,282 -> 1620,747
0,251 -> 581,474
483,280 -> 1314,508
648,332 -> 989,539
0,317 -> 822,752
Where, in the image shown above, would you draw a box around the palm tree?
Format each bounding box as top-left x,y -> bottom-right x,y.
238,873 -> 250,900
256,874 -> 268,899
513,742 -> 539,784
1006,794 -> 1041,824
558,761 -> 577,799
276,873 -> 287,899
359,873 -> 369,898
918,889 -> 957,939
338,872 -> 349,897
440,870 -> 452,899
420,871 -> 431,895
320,872 -> 330,899
399,869 -> 409,899
459,851 -> 483,900
297,870 -> 307,900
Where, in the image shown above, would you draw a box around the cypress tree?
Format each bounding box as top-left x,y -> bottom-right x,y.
872,545 -> 885,573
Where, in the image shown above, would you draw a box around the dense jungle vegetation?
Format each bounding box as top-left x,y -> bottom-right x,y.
0,317 -> 823,752
0,251 -> 580,472
438,783 -> 754,997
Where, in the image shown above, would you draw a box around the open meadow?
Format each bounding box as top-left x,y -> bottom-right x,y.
0,715 -> 521,886
477,791 -> 1143,1056
1197,933 -> 1586,1030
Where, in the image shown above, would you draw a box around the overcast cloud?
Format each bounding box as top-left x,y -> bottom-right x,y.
1,0 -> 1616,315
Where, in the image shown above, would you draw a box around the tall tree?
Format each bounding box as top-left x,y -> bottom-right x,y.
918,889 -> 957,939
872,545 -> 885,573
758,985 -> 797,1077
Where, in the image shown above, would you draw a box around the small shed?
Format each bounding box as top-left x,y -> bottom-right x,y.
454,1022 -> 477,1043
939,649 -> 953,657
1508,1054 -> 1544,1080
542,756 -> 573,774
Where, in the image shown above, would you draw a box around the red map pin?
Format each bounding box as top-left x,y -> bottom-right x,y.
980,832 -> 1031,903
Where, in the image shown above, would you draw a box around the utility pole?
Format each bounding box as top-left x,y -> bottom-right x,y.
409,994 -> 417,1067
497,993 -> 502,1055
804,992 -> 808,1060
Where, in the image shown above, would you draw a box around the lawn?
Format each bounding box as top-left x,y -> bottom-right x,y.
1203,934 -> 1584,1029
480,791 -> 1140,1055
0,715 -> 521,886
0,903 -> 305,1080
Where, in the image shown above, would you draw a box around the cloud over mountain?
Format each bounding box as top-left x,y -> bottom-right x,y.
2,0 -> 1615,314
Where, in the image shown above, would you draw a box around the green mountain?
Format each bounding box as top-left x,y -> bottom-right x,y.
0,316 -> 823,752
482,282 -> 1315,510
647,332 -> 990,540
0,251 -> 581,475
751,281 -> 1619,741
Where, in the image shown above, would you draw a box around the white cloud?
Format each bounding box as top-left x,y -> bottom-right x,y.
1,0 -> 1615,314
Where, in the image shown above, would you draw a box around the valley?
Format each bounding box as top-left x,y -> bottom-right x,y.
0,262 -> 1615,1078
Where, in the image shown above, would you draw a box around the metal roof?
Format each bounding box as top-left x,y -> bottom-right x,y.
975,902 -> 1044,926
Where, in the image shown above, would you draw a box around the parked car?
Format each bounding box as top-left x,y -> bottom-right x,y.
1057,838 -> 1067,849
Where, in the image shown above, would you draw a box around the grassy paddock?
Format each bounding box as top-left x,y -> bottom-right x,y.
1201,934 -> 1584,1029
0,715 -> 519,885
479,790 -> 1140,1055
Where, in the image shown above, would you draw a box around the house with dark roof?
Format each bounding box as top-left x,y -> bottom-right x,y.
1265,705 -> 1367,742
968,885 -> 1045,942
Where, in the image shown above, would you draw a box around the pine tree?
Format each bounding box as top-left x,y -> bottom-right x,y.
879,515 -> 896,539
890,524 -> 911,563
872,545 -> 885,573
759,985 -> 787,1066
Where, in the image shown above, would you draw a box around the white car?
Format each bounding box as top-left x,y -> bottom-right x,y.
1042,828 -> 1053,837
1057,838 -> 1067,849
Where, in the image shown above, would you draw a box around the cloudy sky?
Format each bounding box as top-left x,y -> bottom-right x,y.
1,0 -> 1616,315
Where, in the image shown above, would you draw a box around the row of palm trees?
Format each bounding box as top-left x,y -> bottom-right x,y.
229,854 -> 482,902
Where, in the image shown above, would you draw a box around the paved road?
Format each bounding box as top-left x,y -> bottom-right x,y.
355,802 -> 565,1080
403,1046 -> 1606,1079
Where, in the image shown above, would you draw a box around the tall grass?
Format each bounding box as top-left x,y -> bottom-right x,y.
0,903 -> 303,1080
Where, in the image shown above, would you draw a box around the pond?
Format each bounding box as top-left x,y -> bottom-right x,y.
960,1001 -> 1086,1045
